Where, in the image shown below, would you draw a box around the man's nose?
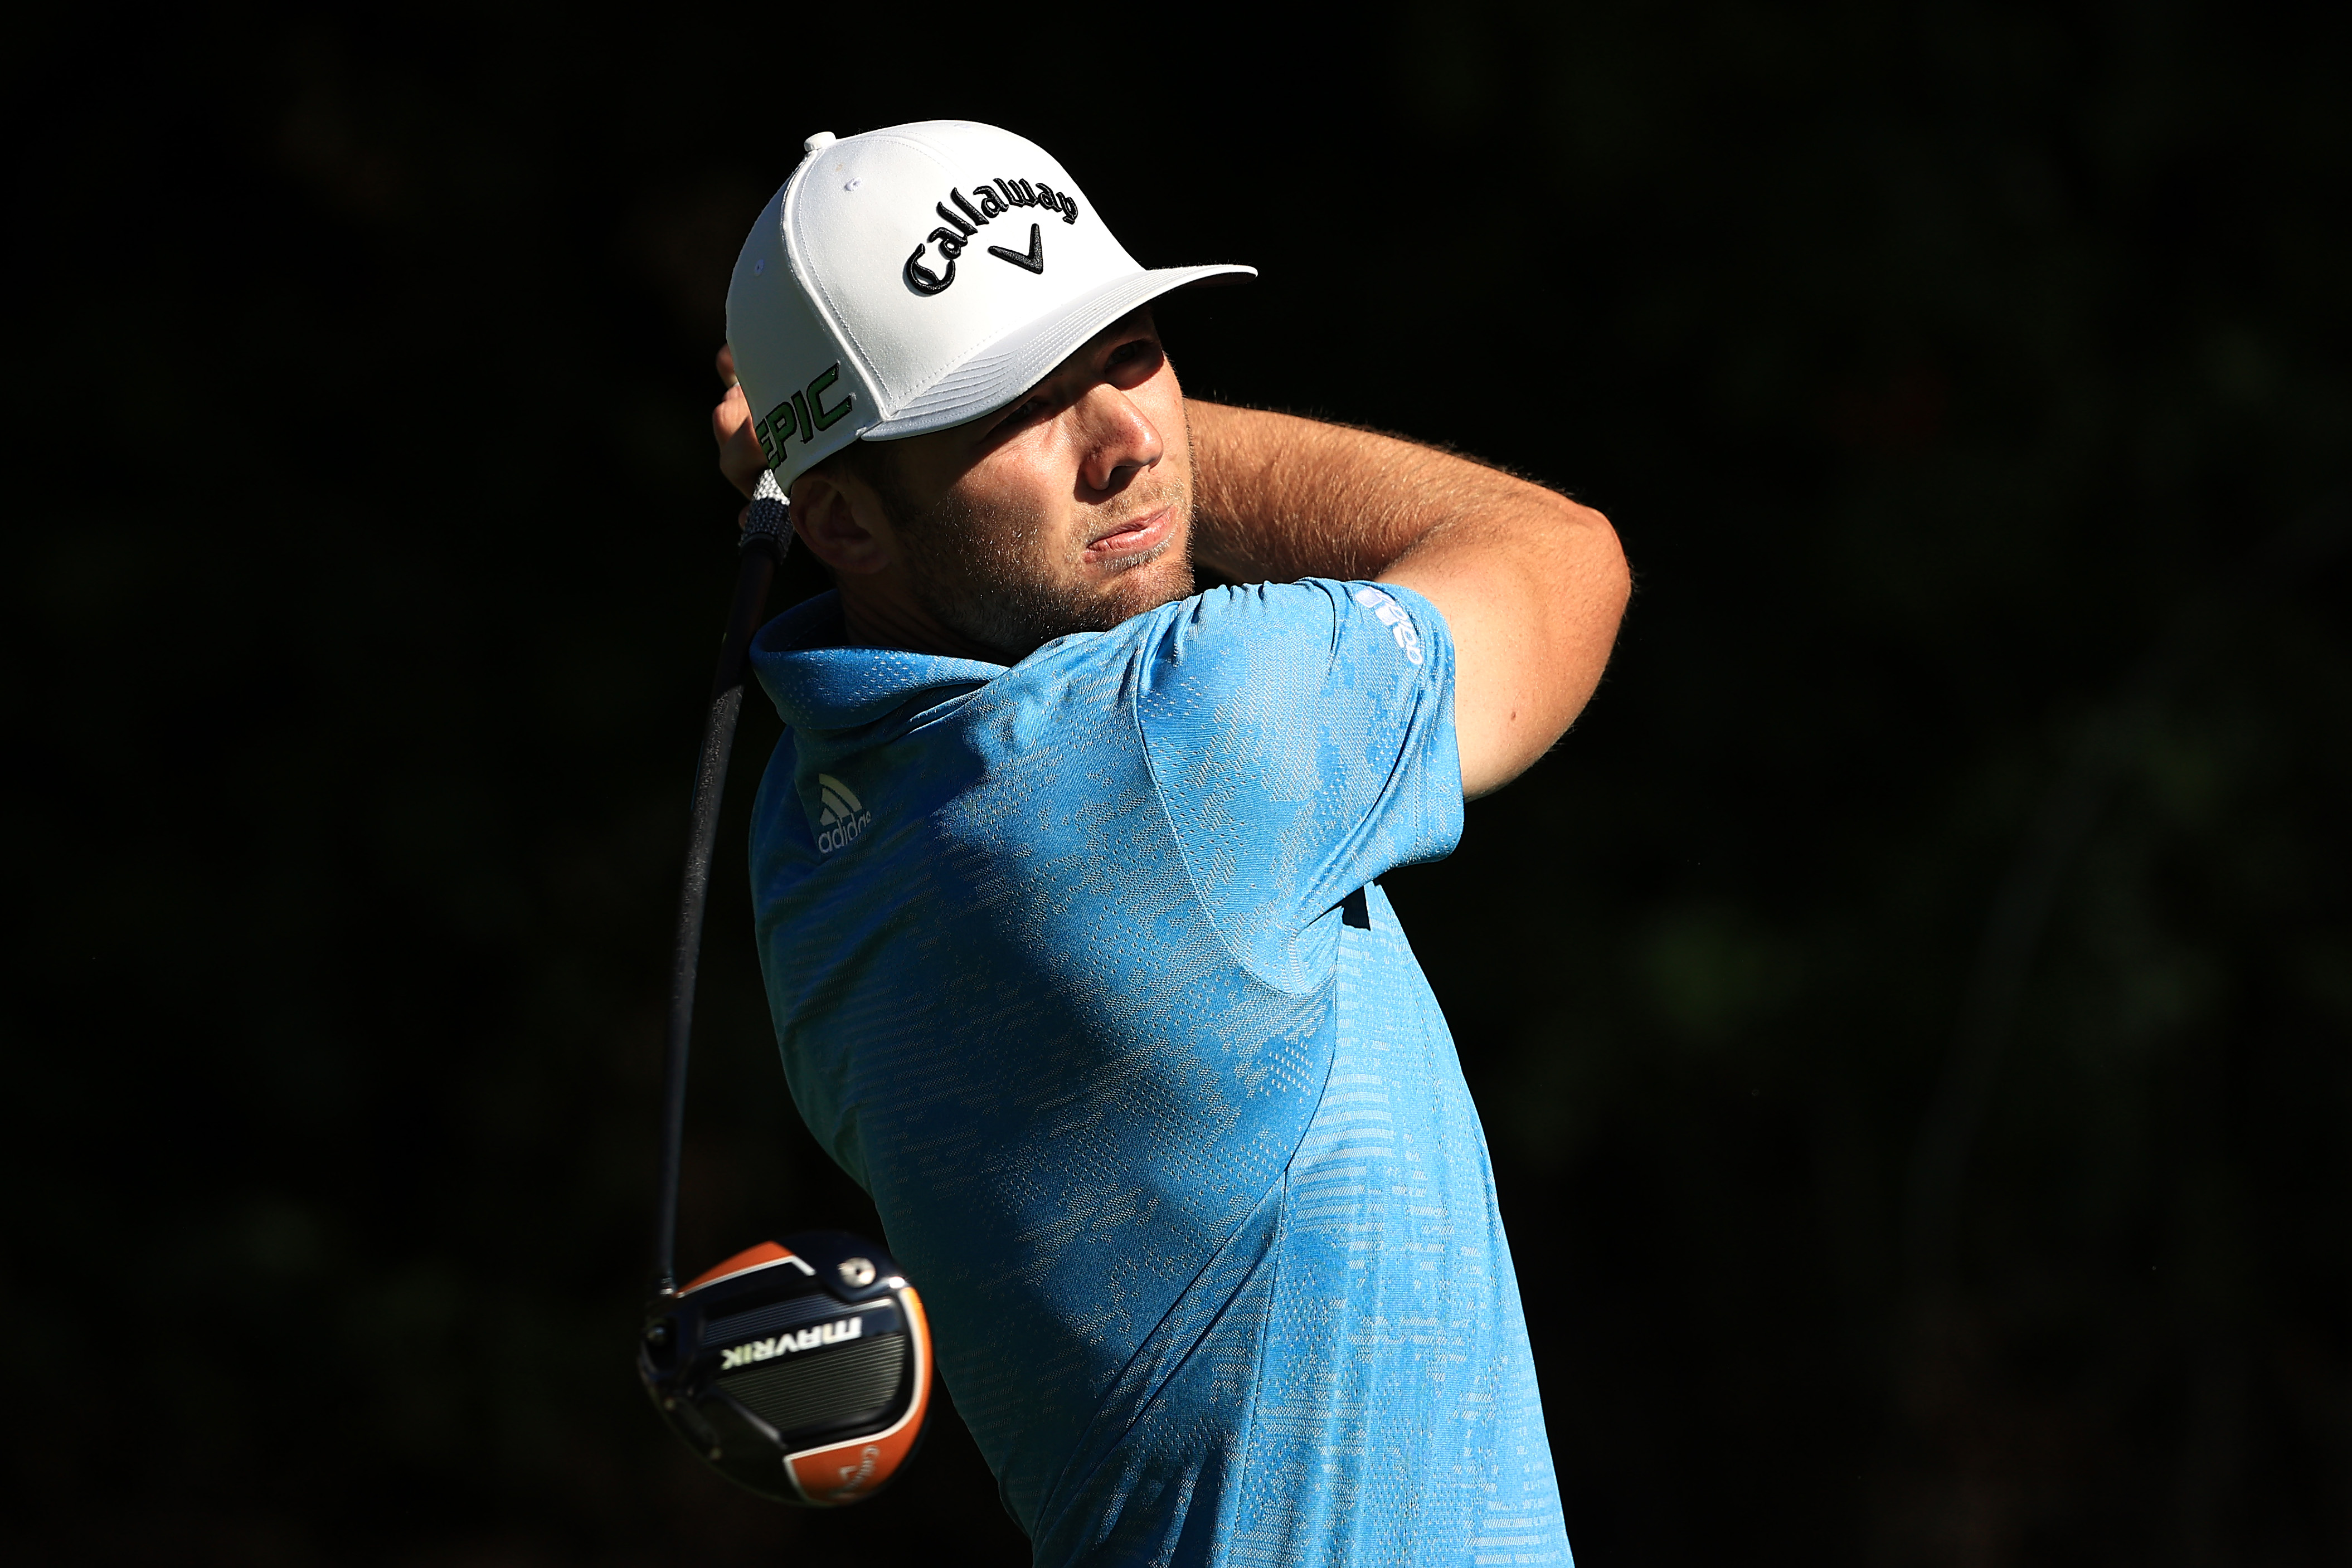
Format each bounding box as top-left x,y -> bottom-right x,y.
1072,385 -> 1163,494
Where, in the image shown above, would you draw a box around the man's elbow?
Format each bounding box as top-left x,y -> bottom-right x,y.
1544,492 -> 1631,635
1588,505 -> 1633,633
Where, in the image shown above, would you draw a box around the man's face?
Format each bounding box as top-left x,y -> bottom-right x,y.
865,308 -> 1195,661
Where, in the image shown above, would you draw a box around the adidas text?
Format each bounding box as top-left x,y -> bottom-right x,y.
1352,587 -> 1425,666
815,772 -> 873,855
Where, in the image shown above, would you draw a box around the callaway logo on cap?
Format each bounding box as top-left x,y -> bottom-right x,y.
726,120 -> 1256,490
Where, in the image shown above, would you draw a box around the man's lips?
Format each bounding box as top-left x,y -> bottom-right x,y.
1082,505 -> 1174,564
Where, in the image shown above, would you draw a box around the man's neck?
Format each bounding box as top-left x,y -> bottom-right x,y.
835,575 -> 1009,665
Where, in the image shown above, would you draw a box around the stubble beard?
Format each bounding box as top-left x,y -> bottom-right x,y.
896,479 -> 1198,665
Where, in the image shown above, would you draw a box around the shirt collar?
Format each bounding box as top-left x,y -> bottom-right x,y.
749,591 -> 1006,733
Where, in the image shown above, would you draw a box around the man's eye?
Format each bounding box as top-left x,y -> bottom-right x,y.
1109,340 -> 1154,366
995,396 -> 1049,431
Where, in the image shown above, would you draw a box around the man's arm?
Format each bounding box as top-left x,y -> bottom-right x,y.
1187,400 -> 1630,800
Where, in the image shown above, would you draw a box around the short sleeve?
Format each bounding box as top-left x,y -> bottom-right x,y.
1129,578 -> 1462,987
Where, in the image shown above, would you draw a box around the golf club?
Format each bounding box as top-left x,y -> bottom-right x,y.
635,471 -> 933,1506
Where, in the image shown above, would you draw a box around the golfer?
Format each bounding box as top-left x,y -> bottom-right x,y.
711,121 -> 1628,1567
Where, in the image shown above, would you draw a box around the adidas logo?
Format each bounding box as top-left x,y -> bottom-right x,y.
815,772 -> 873,855
1353,587 -> 1425,666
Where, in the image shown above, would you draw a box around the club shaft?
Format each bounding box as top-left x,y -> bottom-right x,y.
652,530 -> 785,1294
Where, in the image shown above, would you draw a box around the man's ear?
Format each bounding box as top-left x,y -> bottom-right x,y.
789,469 -> 895,576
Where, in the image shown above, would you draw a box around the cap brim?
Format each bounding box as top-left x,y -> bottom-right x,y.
862,263 -> 1256,440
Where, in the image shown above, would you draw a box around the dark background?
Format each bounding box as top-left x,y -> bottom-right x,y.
7,3 -> 2348,1564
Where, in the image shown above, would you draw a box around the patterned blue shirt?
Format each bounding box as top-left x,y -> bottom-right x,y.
747,579 -> 1571,1568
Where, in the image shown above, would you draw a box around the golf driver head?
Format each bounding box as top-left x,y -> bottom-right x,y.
639,1230 -> 932,1505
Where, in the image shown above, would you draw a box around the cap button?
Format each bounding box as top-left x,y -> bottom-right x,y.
803,131 -> 837,153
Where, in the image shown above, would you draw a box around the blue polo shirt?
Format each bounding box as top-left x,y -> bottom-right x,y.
747,579 -> 1571,1568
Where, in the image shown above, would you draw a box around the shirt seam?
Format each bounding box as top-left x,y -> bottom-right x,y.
1024,1174 -> 1296,1553
1211,1166 -> 1286,1561
1125,603 -> 1345,998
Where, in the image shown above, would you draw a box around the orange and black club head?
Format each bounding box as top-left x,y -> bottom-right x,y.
639,1230 -> 933,1506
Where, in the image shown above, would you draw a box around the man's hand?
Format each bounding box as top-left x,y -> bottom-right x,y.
713,344 -> 766,517
1188,400 -> 1629,800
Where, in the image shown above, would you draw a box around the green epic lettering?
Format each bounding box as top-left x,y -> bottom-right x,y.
755,362 -> 856,470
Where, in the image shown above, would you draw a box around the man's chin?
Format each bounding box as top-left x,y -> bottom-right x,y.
1100,549 -> 1195,623
1037,555 -> 1196,645
927,556 -> 1194,664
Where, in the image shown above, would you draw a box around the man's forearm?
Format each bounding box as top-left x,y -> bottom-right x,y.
1185,397 -> 1630,799
1187,398 -> 1557,582
1187,400 -> 1423,581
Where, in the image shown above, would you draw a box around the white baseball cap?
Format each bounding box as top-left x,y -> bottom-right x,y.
725,120 -> 1255,491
